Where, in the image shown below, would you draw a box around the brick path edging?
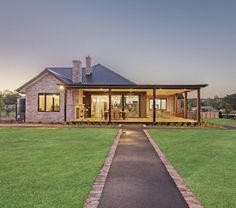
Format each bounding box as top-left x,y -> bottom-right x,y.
84,129 -> 122,208
143,130 -> 203,208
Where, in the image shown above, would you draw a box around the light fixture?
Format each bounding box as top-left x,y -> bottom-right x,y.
59,85 -> 64,90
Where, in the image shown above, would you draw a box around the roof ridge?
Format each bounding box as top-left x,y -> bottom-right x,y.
47,69 -> 72,83
93,64 -> 136,85
47,69 -> 68,79
46,64 -> 136,85
47,66 -> 88,69
47,67 -> 71,69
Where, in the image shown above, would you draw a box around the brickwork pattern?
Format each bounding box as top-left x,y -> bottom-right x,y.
25,73 -> 65,123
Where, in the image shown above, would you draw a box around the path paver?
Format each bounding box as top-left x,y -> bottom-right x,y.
98,125 -> 188,208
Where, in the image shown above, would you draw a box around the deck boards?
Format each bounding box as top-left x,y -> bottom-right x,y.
82,116 -> 197,123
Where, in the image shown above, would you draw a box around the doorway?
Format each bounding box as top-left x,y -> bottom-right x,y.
91,95 -> 109,118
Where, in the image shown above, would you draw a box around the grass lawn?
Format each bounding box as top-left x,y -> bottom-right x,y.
0,128 -> 117,208
149,129 -> 236,208
207,118 -> 236,127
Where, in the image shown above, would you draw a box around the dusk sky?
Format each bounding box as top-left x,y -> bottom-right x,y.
0,0 -> 235,98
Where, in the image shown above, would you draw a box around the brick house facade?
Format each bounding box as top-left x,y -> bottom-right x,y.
17,57 -> 207,123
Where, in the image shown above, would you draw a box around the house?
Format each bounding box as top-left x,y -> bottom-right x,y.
17,56 -> 208,123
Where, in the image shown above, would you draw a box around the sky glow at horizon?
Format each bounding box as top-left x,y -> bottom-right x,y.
0,0 -> 235,98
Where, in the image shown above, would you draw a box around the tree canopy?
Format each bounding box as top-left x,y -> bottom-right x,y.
1,90 -> 21,105
223,94 -> 236,112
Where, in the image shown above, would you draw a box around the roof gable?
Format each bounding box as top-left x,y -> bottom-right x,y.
16,70 -> 64,93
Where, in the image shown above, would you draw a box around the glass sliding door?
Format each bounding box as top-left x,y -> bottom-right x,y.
111,95 -> 122,119
91,95 -> 109,119
111,95 -> 122,110
149,98 -> 167,110
124,95 -> 140,117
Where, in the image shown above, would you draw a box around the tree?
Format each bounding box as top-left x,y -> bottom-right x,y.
223,94 -> 236,112
5,106 -> 10,117
224,103 -> 233,114
0,93 -> 4,117
2,90 -> 20,105
187,103 -> 192,111
202,96 -> 224,110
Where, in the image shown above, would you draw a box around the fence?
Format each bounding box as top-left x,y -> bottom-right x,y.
201,112 -> 219,119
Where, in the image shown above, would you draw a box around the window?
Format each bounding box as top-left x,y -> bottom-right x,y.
39,94 -> 45,111
38,93 -> 60,112
150,98 -> 167,110
161,99 -> 167,110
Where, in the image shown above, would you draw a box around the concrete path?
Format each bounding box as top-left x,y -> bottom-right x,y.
98,125 -> 188,208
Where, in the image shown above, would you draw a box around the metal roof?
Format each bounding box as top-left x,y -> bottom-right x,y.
17,63 -> 208,93
47,64 -> 136,85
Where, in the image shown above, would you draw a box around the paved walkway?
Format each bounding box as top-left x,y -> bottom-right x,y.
98,125 -> 188,208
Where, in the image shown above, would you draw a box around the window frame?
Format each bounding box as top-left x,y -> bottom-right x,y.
38,93 -> 60,112
149,98 -> 167,110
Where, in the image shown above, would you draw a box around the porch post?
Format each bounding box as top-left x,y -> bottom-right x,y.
108,89 -> 112,123
197,88 -> 201,123
184,91 -> 188,119
175,94 -> 178,117
121,94 -> 125,111
153,88 -> 156,123
64,88 -> 67,122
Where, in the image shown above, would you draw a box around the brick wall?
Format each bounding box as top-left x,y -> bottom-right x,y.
25,73 -> 65,123
66,89 -> 79,121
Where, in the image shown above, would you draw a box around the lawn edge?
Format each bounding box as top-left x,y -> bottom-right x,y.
143,129 -> 203,208
0,123 -> 120,128
84,129 -> 122,208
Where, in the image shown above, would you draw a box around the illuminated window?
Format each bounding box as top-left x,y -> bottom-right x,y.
150,98 -> 167,110
38,93 -> 60,112
39,94 -> 45,111
161,99 -> 167,110
53,95 -> 60,112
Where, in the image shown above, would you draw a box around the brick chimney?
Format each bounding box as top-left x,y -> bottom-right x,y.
72,60 -> 82,83
86,56 -> 92,75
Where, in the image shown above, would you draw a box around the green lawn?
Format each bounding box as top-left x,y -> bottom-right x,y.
207,118 -> 236,127
0,128 -> 117,208
149,129 -> 236,208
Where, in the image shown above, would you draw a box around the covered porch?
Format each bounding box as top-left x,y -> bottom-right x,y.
64,84 -> 206,123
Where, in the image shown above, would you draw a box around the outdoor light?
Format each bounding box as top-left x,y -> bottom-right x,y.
59,85 -> 64,90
